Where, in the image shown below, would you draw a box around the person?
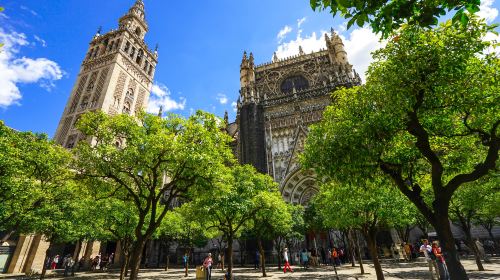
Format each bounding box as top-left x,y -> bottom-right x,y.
77,257 -> 85,271
404,242 -> 412,261
420,239 -> 439,280
475,239 -> 488,262
300,249 -> 309,270
109,252 -> 115,265
254,250 -> 260,270
327,249 -> 332,266
183,252 -> 189,277
203,253 -> 213,280
51,255 -> 60,270
63,255 -> 75,277
283,247 -> 293,273
432,241 -> 450,280
338,247 -> 345,264
332,248 -> 340,266
321,247 -> 326,265
91,255 -> 99,271
100,254 -> 109,270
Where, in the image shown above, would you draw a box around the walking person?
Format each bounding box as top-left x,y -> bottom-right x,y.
300,249 -> 309,270
183,252 -> 189,277
63,255 -> 75,277
420,239 -> 439,280
203,253 -> 213,280
51,255 -> 60,270
283,247 -> 293,273
432,241 -> 450,280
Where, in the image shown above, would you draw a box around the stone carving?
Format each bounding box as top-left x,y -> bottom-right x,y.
111,71 -> 127,112
135,88 -> 146,114
92,67 -> 110,107
68,75 -> 89,114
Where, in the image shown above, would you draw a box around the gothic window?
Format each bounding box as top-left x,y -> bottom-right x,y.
130,47 -> 136,59
124,41 -> 130,52
107,41 -> 114,52
66,134 -> 78,149
135,27 -> 142,37
102,39 -> 109,55
280,75 -> 309,94
136,49 -> 143,65
123,101 -> 131,115
114,39 -> 120,51
125,88 -> 134,99
148,66 -> 153,76
144,61 -> 149,72
80,96 -> 89,110
86,80 -> 95,93
113,96 -> 120,108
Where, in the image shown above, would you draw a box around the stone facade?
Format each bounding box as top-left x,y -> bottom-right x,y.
232,30 -> 361,205
54,0 -> 157,147
4,1 -> 158,275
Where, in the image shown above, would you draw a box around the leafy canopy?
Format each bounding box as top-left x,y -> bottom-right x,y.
310,0 -> 483,37
302,18 -> 499,223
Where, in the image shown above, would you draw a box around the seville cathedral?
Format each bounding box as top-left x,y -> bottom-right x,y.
4,0 -> 360,274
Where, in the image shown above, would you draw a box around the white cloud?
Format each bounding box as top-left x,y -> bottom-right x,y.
216,93 -> 228,105
297,17 -> 306,28
231,101 -> 237,112
34,35 -> 47,47
340,27 -> 386,81
478,0 -> 498,23
277,25 -> 293,43
147,83 -> 186,114
20,5 -> 38,17
0,28 -> 63,108
275,30 -> 327,59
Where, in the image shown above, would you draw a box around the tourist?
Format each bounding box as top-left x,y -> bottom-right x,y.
432,241 -> 450,280
51,255 -> 60,270
300,249 -> 309,270
420,239 -> 439,280
283,247 -> 293,273
327,248 -> 332,266
63,255 -> 75,277
91,255 -> 99,271
404,242 -> 412,261
338,247 -> 345,264
100,254 -> 109,270
254,250 -> 259,270
320,247 -> 326,265
183,252 -> 189,277
332,247 -> 340,266
203,253 -> 213,280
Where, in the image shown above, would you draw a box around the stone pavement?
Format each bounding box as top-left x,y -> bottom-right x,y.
2,257 -> 499,279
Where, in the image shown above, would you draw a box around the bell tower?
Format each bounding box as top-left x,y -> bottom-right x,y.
54,0 -> 158,148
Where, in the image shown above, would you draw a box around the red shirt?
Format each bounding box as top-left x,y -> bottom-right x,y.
432,246 -> 445,263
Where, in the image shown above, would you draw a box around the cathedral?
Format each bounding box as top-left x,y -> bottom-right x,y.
3,0 -> 362,274
230,34 -> 361,205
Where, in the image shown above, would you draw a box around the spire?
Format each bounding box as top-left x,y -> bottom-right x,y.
299,45 -> 305,55
158,105 -> 163,117
273,52 -> 278,62
97,26 -> 102,35
119,0 -> 149,35
249,52 -> 254,67
224,111 -> 229,125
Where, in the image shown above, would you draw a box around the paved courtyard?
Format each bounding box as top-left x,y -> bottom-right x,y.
2,258 -> 499,279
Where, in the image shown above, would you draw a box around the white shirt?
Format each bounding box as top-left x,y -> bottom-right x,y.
420,244 -> 432,261
283,251 -> 289,262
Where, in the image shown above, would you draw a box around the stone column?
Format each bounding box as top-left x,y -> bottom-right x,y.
6,235 -> 35,273
82,241 -> 101,268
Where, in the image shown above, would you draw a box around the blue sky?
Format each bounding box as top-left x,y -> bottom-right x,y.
0,0 -> 499,137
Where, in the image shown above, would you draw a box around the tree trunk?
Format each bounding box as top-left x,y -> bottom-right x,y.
483,225 -> 499,255
354,231 -> 365,274
128,238 -> 147,280
275,237 -> 283,270
433,213 -> 469,280
39,248 -> 50,280
258,239 -> 266,277
463,230 -> 484,271
0,230 -> 16,243
120,254 -> 130,280
364,229 -> 384,280
347,229 -> 356,267
227,235 -> 234,279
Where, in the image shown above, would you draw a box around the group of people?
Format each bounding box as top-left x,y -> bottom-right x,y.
420,239 -> 450,280
90,253 -> 114,271
45,254 -> 76,277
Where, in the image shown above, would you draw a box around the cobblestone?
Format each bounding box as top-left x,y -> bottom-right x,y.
2,257 -> 499,279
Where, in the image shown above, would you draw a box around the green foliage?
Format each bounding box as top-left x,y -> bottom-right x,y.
0,122 -> 89,243
302,18 -> 499,221
312,180 -> 413,232
310,0 -> 482,38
